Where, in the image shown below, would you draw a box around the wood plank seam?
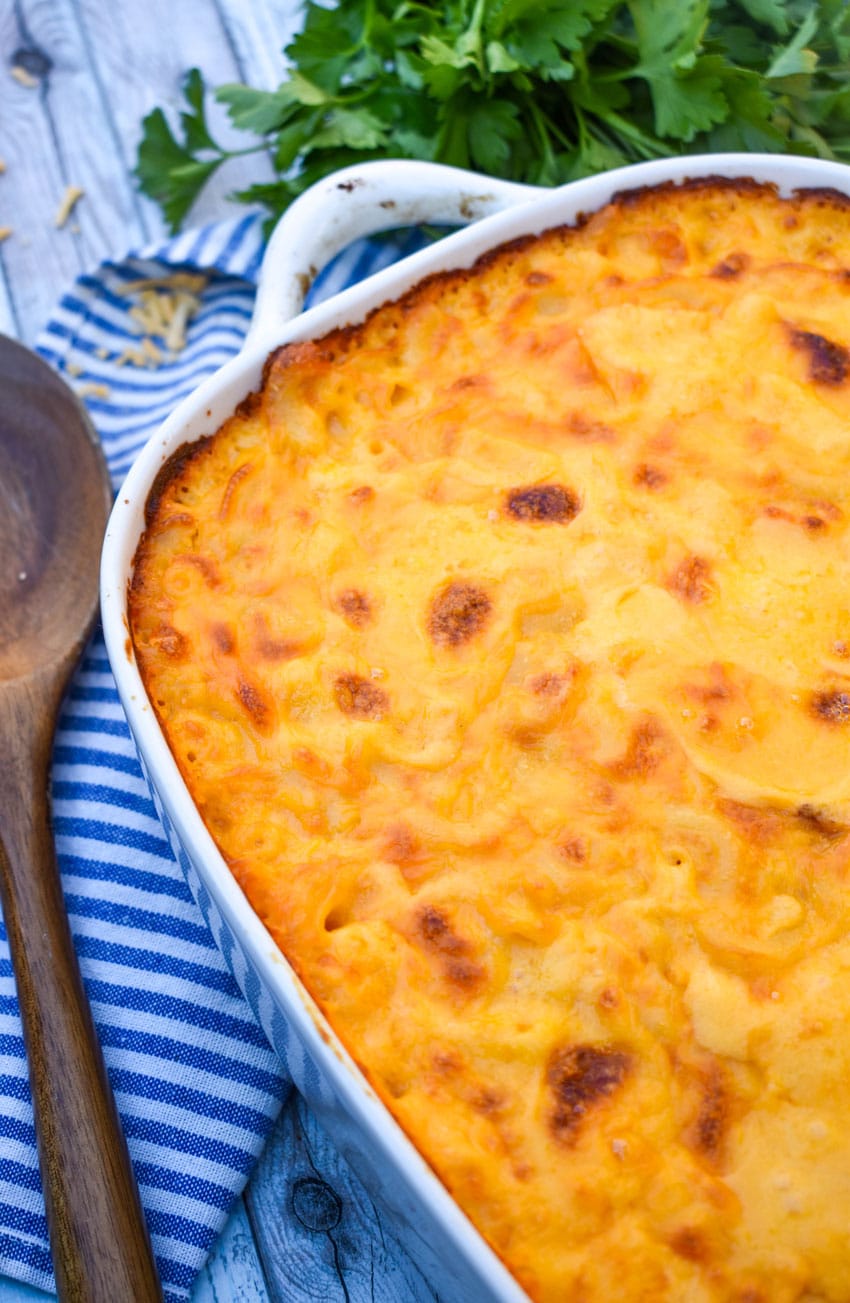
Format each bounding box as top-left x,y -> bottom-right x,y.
67,0 -> 154,242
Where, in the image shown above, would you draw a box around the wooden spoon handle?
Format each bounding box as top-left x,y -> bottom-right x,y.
0,689 -> 162,1302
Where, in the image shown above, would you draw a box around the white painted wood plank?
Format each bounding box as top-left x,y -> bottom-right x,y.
212,0 -> 303,87
0,0 -> 309,343
12,0 -> 148,261
245,1092 -> 439,1303
0,1282 -> 52,1303
191,1195 -> 270,1303
0,2 -> 93,343
0,249 -> 21,338
74,0 -> 283,231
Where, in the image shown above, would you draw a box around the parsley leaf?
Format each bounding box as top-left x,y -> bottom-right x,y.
136,71 -> 225,230
135,1 -> 850,233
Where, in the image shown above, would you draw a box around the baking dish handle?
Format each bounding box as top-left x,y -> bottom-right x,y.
249,159 -> 542,340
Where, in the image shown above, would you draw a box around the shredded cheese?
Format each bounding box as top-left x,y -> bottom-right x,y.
54,185 -> 85,229
75,381 -> 111,400
124,278 -> 206,360
141,337 -> 165,366
114,346 -> 147,368
10,66 -> 38,88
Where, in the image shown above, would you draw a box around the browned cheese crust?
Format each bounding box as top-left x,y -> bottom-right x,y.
130,179 -> 850,1302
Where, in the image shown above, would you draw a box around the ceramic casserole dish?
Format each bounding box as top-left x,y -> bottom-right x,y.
101,153 -> 850,1302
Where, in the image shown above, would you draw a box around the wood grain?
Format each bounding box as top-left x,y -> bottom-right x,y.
191,1196 -> 270,1303
0,337 -> 160,1300
246,1092 -> 440,1303
0,0 -> 300,343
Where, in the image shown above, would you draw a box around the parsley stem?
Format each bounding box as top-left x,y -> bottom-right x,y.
603,112 -> 674,158
527,100 -> 558,172
536,107 -> 575,154
462,0 -> 488,77
219,146 -> 268,159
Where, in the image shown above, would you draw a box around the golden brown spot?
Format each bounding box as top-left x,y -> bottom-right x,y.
833,639 -> 850,659
416,906 -> 485,991
218,462 -> 252,520
428,580 -> 492,648
558,836 -> 587,863
567,411 -> 615,441
505,484 -> 580,524
384,823 -> 419,865
764,501 -> 837,532
473,1087 -> 504,1114
446,958 -> 486,989
432,1049 -> 462,1075
236,677 -> 271,729
417,905 -> 467,955
151,623 -> 187,659
253,613 -> 300,662
598,988 -> 619,1010
796,804 -> 847,840
667,555 -> 713,604
811,688 -> 850,724
210,623 -> 234,654
530,672 -> 569,697
652,228 -> 687,264
334,588 -> 372,628
684,663 -> 733,705
526,270 -> 553,286
763,504 -> 796,523
547,1044 -> 631,1143
349,485 -> 374,504
450,374 -> 483,390
710,251 -> 750,279
613,718 -> 669,779
143,434 -> 213,527
788,326 -> 849,385
693,1068 -> 727,1159
511,723 -> 551,752
234,391 -> 262,420
334,673 -> 389,720
669,1227 -> 708,1263
634,463 -> 667,489
720,800 -> 781,844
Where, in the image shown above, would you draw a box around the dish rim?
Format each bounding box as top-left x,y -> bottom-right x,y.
100,150 -> 850,1300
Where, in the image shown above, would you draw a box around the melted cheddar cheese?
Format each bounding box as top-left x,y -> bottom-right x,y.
130,179 -> 850,1302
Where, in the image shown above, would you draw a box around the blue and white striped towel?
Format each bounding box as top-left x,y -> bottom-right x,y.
0,212 -> 427,1301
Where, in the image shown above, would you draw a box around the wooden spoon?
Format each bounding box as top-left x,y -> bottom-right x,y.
0,336 -> 162,1300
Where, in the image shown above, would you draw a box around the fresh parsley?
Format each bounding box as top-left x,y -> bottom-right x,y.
136,0 -> 850,232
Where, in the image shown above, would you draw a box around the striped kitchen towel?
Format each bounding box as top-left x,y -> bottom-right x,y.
0,212 -> 427,1302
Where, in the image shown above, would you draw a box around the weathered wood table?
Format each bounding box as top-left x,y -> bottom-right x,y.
0,3 -> 439,1300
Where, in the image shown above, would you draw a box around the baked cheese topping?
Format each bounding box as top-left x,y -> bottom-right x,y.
130,179 -> 850,1302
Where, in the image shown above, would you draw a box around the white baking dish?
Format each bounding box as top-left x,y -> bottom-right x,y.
101,152 -> 850,1301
